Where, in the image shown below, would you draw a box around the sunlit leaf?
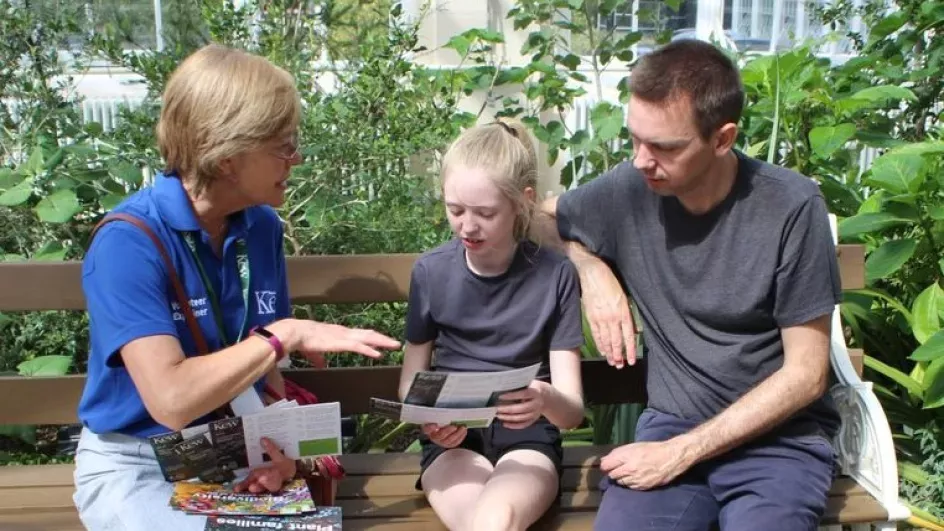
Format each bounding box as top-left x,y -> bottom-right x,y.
0,169 -> 24,191
848,85 -> 918,103
911,331 -> 944,362
809,124 -> 856,158
590,102 -> 623,142
0,180 -> 33,206
17,355 -> 72,376
868,154 -> 926,194
912,283 -> 944,344
838,212 -> 912,239
923,357 -> 944,408
864,355 -> 924,397
25,146 -> 44,176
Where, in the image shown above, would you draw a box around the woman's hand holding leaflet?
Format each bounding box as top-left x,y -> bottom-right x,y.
235,437 -> 296,493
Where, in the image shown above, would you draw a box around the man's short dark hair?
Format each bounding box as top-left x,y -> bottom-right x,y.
629,39 -> 745,140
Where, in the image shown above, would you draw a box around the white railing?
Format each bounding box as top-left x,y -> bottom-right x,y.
80,97 -> 145,132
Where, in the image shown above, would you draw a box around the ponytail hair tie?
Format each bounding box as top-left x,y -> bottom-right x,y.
493,120 -> 518,138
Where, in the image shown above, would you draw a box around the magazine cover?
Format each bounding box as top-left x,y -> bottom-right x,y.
204,507 -> 342,530
170,479 -> 315,516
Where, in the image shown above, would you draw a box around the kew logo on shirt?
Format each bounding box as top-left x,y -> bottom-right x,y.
254,290 -> 277,315
170,291 -> 278,321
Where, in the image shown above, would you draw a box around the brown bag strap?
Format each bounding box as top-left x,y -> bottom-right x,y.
90,213 -> 210,355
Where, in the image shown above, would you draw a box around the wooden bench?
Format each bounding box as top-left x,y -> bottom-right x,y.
0,230 -> 911,529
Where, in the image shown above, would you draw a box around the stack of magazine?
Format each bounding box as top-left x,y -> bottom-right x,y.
169,480 -> 341,530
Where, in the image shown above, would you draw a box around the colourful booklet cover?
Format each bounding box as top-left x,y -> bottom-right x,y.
170,479 -> 315,516
204,507 -> 342,530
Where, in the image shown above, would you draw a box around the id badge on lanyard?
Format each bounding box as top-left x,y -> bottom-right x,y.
183,232 -> 266,417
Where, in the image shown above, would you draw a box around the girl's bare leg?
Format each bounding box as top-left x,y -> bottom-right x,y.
470,449 -> 559,531
421,448 -> 494,531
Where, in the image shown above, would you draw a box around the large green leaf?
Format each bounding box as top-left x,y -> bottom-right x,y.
848,85 -> 918,104
0,168 -> 22,189
864,355 -> 924,397
865,239 -> 917,282
35,189 -> 80,223
0,180 -> 32,206
17,355 -> 72,376
857,191 -> 884,215
24,146 -> 44,176
838,212 -> 912,239
869,11 -> 908,39
929,205 -> 944,220
33,242 -> 67,261
809,124 -> 856,158
444,35 -> 471,57
912,283 -> 944,344
911,330 -> 944,362
888,141 -> 944,157
590,102 -> 624,142
110,161 -> 143,186
924,357 -> 944,409
868,154 -> 926,194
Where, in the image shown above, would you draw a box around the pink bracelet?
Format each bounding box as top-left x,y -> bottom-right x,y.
250,326 -> 286,362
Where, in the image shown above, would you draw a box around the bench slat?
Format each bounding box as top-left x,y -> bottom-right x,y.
339,467 -> 605,498
0,246 -> 864,311
0,510 -> 85,531
0,453 -> 886,526
0,359 -> 647,425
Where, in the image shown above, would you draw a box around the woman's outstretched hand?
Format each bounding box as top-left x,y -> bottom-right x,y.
269,319 -> 401,366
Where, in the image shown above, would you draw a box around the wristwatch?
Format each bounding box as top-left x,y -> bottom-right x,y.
250,326 -> 286,362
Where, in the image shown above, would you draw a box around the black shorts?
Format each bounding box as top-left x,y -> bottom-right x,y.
416,417 -> 563,491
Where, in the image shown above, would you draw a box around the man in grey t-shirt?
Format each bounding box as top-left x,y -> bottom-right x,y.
537,40 -> 841,530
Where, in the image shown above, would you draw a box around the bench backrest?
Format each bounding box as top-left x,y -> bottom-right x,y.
0,246 -> 865,425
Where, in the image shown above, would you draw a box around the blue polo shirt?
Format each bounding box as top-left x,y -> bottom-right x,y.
78,173 -> 292,438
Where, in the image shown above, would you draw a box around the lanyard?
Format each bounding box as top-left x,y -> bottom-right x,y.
182,232 -> 251,347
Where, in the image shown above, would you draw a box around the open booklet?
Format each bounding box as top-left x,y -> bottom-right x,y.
369,362 -> 541,427
149,401 -> 343,483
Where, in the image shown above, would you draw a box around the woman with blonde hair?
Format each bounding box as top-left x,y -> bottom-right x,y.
73,44 -> 400,530
399,119 -> 586,531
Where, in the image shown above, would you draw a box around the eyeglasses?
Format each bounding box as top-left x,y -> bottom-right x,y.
270,134 -> 300,160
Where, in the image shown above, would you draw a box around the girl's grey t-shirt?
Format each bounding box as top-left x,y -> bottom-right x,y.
556,152 -> 842,439
405,239 -> 584,380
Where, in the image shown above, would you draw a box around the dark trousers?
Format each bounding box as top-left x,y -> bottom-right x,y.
593,408 -> 836,531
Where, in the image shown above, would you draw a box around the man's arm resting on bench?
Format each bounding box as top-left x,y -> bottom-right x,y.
600,314 -> 832,490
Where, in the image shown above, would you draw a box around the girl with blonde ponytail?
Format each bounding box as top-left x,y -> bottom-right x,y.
398,119 -> 586,531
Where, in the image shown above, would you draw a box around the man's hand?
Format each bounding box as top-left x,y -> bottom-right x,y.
235,437 -> 297,493
423,423 -> 468,449
599,440 -> 693,491
496,380 -> 548,429
576,256 -> 637,368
